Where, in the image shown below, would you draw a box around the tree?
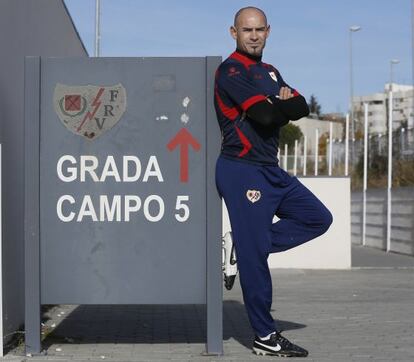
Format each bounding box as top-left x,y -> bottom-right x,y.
279,123 -> 303,151
318,132 -> 328,156
308,94 -> 322,117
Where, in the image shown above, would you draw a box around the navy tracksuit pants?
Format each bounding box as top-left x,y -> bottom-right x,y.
215,155 -> 333,337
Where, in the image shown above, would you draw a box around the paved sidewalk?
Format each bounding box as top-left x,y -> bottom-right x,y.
352,244 -> 414,268
4,246 -> 414,362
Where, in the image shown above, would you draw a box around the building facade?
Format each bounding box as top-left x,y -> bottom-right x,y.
353,83 -> 414,135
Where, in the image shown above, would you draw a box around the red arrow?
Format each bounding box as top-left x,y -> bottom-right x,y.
167,128 -> 201,182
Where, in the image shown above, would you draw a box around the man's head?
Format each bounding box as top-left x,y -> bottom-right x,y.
230,7 -> 270,57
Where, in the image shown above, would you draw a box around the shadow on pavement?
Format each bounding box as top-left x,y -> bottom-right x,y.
41,302 -> 306,351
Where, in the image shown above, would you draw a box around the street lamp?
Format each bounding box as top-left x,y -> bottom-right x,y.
390,59 -> 400,92
349,25 -> 361,169
95,0 -> 101,57
386,59 -> 399,252
412,0 -> 414,129
349,25 -> 361,133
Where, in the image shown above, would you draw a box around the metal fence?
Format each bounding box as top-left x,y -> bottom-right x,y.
351,127 -> 414,172
279,127 -> 414,178
351,187 -> 414,256
279,111 -> 414,256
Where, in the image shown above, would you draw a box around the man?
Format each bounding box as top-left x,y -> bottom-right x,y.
214,7 -> 333,358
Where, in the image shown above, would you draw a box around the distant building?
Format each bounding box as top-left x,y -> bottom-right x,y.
294,116 -> 344,153
321,112 -> 346,123
353,83 -> 414,134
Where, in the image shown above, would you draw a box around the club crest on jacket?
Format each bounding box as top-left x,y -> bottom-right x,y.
246,190 -> 261,203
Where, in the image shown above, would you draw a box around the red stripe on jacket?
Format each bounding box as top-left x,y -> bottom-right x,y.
241,94 -> 267,111
215,90 -> 241,120
234,126 -> 252,157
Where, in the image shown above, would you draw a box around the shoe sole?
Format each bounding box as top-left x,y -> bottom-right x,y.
253,347 -> 308,357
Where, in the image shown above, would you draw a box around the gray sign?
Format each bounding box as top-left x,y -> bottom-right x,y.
25,57 -> 222,354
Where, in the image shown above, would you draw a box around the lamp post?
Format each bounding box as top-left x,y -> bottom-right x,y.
412,0 -> 414,129
95,0 -> 101,57
386,59 -> 399,252
390,59 -> 400,92
362,103 -> 368,246
349,25 -> 361,171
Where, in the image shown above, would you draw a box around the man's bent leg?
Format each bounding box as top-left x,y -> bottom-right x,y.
269,179 -> 333,253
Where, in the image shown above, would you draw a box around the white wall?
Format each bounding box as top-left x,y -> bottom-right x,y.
222,177 -> 351,269
294,117 -> 343,152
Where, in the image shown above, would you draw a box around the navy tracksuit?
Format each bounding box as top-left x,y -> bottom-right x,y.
214,50 -> 333,337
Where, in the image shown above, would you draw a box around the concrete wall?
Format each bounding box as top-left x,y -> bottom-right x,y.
294,117 -> 343,153
223,177 -> 351,269
0,0 -> 87,341
351,187 -> 414,255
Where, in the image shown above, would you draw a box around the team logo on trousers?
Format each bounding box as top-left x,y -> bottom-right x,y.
54,83 -> 127,140
246,190 -> 261,203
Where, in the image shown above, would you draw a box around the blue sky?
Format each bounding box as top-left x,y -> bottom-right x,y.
64,0 -> 412,114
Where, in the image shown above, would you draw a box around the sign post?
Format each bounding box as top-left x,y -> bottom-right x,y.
25,56 -> 222,355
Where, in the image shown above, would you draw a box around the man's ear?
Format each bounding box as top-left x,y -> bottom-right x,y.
230,26 -> 237,40
265,25 -> 271,38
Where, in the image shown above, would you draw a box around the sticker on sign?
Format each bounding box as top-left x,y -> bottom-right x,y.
54,83 -> 127,140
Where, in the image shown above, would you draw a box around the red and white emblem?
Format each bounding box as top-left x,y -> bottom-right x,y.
54,83 -> 127,140
268,71 -> 278,82
246,189 -> 261,203
228,67 -> 240,76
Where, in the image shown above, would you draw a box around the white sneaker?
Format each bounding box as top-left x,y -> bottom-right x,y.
222,231 -> 238,290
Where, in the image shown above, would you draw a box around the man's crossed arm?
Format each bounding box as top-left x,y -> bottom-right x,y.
247,87 -> 310,127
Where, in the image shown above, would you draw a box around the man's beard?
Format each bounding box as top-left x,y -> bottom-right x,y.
249,46 -> 262,55
250,43 -> 264,53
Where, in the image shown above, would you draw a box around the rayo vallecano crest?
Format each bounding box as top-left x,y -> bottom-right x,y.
54,83 -> 127,140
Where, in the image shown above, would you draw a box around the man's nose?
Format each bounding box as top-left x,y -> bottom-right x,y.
250,30 -> 258,41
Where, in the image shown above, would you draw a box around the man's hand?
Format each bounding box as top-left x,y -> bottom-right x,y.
279,86 -> 294,100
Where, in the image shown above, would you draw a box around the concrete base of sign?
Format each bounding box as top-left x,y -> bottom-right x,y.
222,177 -> 351,269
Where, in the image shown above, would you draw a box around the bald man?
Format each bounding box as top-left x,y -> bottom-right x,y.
215,7 -> 332,358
